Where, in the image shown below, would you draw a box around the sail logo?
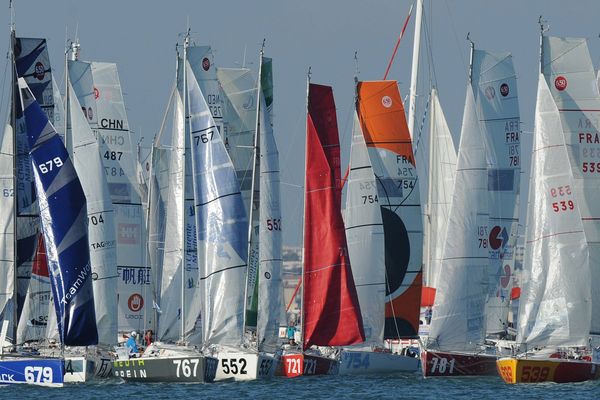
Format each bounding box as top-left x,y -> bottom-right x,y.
33,62 -> 45,81
202,57 -> 211,71
118,223 -> 140,244
94,87 -> 100,100
555,76 -> 567,91
500,83 -> 509,97
60,262 -> 92,305
128,293 -> 144,312
381,96 -> 393,108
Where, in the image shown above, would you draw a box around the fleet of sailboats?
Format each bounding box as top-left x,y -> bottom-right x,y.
3,1 -> 600,388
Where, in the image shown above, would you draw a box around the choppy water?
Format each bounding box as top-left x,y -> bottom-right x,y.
2,373 -> 600,399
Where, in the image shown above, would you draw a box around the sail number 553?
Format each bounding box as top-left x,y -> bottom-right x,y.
38,157 -> 63,174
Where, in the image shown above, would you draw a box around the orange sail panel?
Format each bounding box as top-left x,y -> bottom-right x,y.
303,83 -> 365,350
356,80 -> 423,338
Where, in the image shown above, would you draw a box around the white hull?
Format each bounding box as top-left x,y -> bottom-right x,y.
214,351 -> 277,381
63,353 -> 114,383
338,349 -> 419,375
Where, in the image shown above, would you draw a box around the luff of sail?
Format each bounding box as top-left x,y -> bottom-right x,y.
345,112 -> 386,345
516,74 -> 591,349
541,36 -> 600,339
187,62 -> 248,347
256,56 -> 283,352
18,78 -> 98,346
0,113 -> 14,332
68,81 -> 118,347
471,50 -> 521,335
356,81 -> 423,339
428,86 -> 488,352
303,83 -> 364,350
423,89 -> 457,292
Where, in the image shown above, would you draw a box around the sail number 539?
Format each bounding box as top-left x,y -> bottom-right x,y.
38,157 -> 63,174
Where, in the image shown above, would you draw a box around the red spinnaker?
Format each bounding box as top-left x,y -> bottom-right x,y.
303,83 -> 365,350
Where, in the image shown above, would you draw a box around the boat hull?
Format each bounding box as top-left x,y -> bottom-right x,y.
421,350 -> 497,377
214,351 -> 277,381
339,349 -> 419,374
112,356 -> 218,383
0,357 -> 64,387
63,353 -> 113,383
497,357 -> 600,384
277,352 -> 339,377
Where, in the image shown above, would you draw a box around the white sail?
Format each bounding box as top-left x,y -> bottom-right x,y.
186,61 -> 247,347
429,86 -> 489,352
156,87 -> 192,342
345,113 -> 386,345
217,67 -> 260,324
541,36 -> 600,337
517,74 -> 591,349
256,58 -> 283,351
471,50 -> 521,335
0,121 -> 14,327
70,60 -> 149,334
424,89 -> 457,290
68,82 -> 118,346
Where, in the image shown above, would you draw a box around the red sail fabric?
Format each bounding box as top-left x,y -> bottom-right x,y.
303,83 -> 365,350
32,233 -> 49,278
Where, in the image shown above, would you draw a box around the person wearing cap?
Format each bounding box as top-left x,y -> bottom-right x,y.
126,331 -> 139,356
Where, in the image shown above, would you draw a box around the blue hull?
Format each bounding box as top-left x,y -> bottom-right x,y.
0,358 -> 64,386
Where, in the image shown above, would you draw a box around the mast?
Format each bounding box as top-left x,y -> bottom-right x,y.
467,33 -> 474,84
245,39 -> 265,339
407,0 -> 423,139
300,66 -> 311,347
424,86 -> 435,286
180,30 -> 190,344
9,0 -> 18,350
538,16 -> 546,75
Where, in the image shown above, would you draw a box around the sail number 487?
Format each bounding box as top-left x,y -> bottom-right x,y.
38,157 -> 63,174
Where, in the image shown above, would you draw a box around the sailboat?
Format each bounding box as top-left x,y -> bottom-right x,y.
339,80 -> 422,374
0,28 -> 66,387
279,81 -> 365,377
112,36 -> 218,384
422,42 -> 522,377
67,43 -> 150,342
497,32 -> 600,384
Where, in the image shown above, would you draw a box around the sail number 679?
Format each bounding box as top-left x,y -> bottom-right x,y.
38,157 -> 63,174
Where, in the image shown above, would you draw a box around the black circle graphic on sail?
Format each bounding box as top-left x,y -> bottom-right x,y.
381,207 -> 410,296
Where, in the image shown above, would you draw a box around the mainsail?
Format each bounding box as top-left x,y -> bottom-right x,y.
428,86 -> 489,352
67,81 -> 118,347
256,56 -> 283,352
303,83 -> 364,350
187,62 -> 248,347
355,81 -> 423,339
69,59 -> 148,335
423,89 -> 457,291
541,35 -> 600,338
471,50 -> 521,335
19,78 -> 98,346
345,112 -> 386,345
516,74 -> 591,349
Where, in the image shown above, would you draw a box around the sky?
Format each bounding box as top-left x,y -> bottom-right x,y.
1,0 -> 600,247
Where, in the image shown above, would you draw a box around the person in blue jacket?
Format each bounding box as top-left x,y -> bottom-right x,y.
126,331 -> 139,356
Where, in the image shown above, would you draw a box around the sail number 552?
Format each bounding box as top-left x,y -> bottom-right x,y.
38,157 -> 63,174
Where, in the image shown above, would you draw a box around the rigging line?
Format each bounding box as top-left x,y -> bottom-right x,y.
383,2 -> 414,80
443,0 -> 469,81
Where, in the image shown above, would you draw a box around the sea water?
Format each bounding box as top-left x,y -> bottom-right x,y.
2,373 -> 599,399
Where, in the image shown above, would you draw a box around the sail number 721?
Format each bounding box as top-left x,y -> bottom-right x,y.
38,157 -> 63,174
